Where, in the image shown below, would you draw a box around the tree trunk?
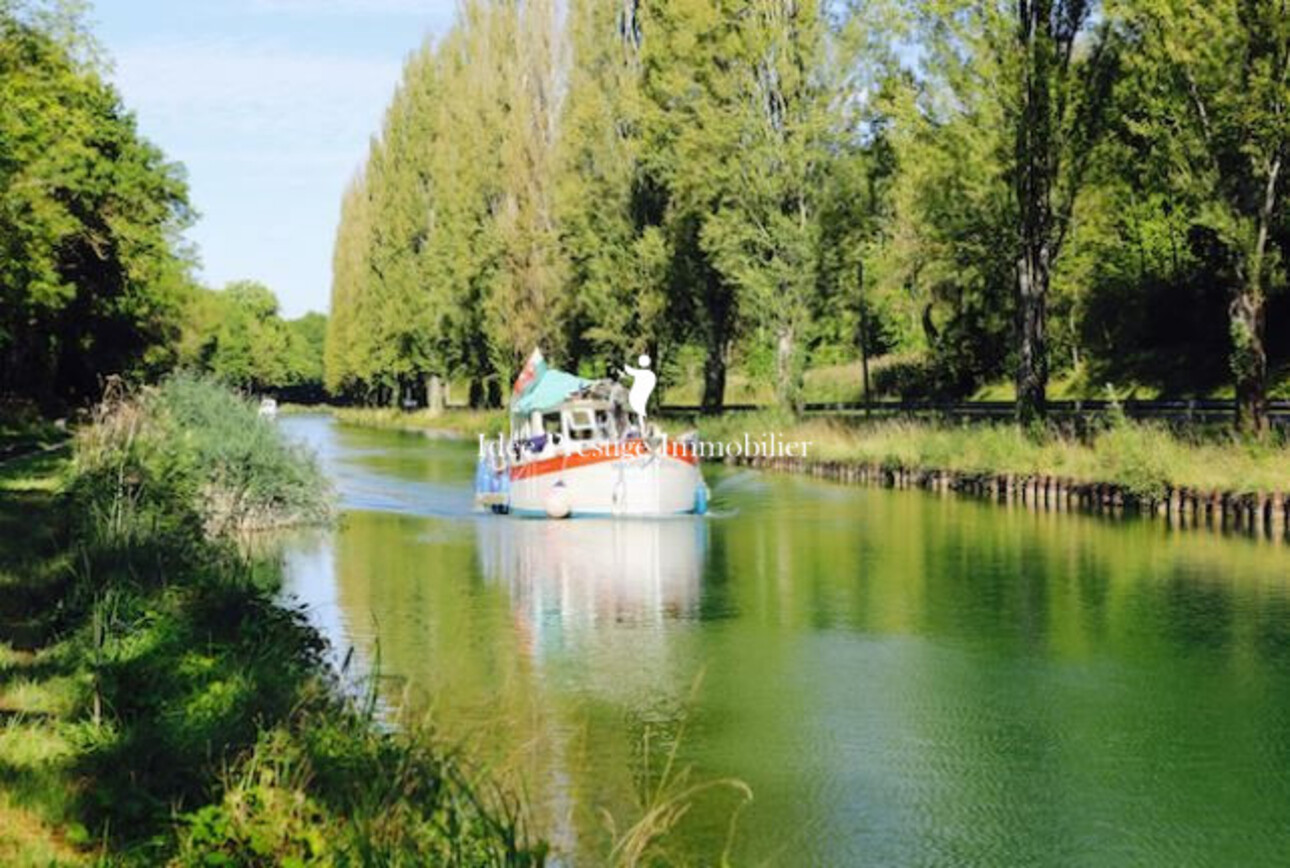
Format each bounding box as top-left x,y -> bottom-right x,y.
775,324 -> 802,416
701,339 -> 728,413
1014,1 -> 1053,425
920,302 -> 939,347
1015,245 -> 1050,424
860,336 -> 872,416
858,261 -> 871,415
1230,286 -> 1267,435
1233,152 -> 1279,436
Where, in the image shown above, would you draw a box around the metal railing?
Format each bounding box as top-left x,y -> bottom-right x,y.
660,398 -> 1290,424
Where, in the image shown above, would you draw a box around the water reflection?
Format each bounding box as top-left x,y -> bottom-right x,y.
277,415 -> 1290,866
475,517 -> 706,643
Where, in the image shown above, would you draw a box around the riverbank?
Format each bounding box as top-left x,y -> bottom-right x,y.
0,378 -> 543,865
329,406 -> 504,439
314,402 -> 1289,536
702,414 -> 1290,538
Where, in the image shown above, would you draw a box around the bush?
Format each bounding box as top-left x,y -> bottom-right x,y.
71,375 -> 332,543
1090,411 -> 1173,502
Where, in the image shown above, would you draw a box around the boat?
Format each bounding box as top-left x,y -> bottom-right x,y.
475,350 -> 708,518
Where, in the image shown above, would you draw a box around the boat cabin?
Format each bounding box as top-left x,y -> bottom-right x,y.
513,394 -> 638,460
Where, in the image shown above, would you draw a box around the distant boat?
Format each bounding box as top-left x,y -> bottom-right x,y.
258,397 -> 278,419
475,352 -> 707,519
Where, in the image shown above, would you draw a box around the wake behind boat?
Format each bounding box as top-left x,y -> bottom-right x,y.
475,350 -> 708,518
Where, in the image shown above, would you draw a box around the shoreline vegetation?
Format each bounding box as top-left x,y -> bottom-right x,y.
703,415 -> 1290,539
330,406 -> 508,439
0,377 -> 546,866
320,403 -> 1290,537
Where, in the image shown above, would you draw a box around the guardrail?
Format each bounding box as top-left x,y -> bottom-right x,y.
660,398 -> 1290,424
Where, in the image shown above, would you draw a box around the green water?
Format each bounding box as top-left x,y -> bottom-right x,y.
280,415 -> 1290,865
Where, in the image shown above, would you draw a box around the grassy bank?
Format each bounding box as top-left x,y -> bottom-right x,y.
698,412 -> 1290,502
0,377 -> 543,866
331,406 -> 506,439
323,393 -> 1288,502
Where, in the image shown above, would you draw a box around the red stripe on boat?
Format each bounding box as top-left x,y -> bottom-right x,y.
509,440 -> 698,481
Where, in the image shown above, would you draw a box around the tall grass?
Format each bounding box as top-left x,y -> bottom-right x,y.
72,375 -> 332,541
603,674 -> 752,868
334,406 -> 507,438
174,705 -> 546,866
698,412 -> 1290,500
0,376 -> 546,865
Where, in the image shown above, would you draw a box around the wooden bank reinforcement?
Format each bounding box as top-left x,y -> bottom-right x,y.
729,455 -> 1290,542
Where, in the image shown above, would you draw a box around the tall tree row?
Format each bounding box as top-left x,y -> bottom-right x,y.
327,0 -> 860,412
328,0 -> 1289,427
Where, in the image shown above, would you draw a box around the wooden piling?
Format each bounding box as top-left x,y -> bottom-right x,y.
731,453 -> 1288,543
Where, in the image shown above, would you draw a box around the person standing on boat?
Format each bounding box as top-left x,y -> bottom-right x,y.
620,354 -> 657,428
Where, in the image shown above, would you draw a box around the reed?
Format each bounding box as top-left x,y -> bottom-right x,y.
603,673 -> 752,868
700,413 -> 1289,502
71,374 -> 333,541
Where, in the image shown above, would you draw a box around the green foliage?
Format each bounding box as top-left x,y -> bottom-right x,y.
179,283 -> 327,395
175,713 -> 545,867
0,376 -> 545,865
1108,0 -> 1289,430
71,374 -> 332,540
555,0 -> 665,370
0,1 -> 193,408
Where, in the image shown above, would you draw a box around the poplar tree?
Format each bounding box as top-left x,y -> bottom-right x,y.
697,0 -> 835,414
487,0 -> 565,384
366,47 -> 439,406
325,174 -> 372,397
556,0 -> 669,373
637,0 -> 744,412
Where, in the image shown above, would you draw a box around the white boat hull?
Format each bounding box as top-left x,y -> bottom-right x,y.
508,447 -> 704,517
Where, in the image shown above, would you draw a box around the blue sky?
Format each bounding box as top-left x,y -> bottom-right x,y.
93,0 -> 459,317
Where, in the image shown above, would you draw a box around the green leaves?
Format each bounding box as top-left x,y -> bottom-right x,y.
324,0 -> 1288,417
0,6 -> 193,406
177,282 -> 323,394
1112,0 -> 1288,429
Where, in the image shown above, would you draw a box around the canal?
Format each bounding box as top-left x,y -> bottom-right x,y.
280,414 -> 1290,865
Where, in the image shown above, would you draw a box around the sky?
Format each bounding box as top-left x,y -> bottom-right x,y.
92,0 -> 459,317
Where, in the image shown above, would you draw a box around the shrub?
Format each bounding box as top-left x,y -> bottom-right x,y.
71,374 -> 332,543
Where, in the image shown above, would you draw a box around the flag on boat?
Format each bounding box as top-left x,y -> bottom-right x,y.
512,348 -> 547,397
